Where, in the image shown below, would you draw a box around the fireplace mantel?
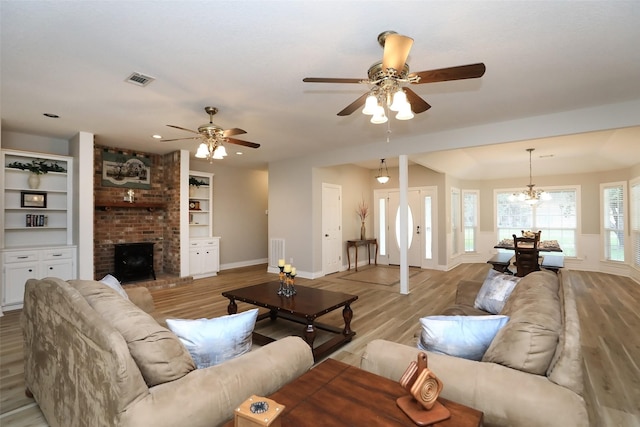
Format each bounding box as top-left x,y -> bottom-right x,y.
95,201 -> 166,211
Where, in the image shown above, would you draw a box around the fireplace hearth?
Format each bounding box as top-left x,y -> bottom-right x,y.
114,243 -> 156,283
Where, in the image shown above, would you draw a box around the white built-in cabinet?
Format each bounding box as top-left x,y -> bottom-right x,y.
188,171 -> 220,278
1,149 -> 77,310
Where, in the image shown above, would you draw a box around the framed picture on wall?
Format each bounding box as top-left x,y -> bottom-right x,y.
21,191 -> 47,208
101,151 -> 151,189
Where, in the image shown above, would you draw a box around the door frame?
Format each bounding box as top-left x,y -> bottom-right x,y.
321,183 -> 342,276
374,186 -> 438,269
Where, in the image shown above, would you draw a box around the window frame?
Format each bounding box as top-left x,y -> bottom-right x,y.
463,189 -> 479,253
629,178 -> 640,270
494,185 -> 580,257
601,181 -> 627,262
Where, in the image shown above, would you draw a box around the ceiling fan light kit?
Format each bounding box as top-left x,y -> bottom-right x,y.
162,106 -> 259,162
303,30 -> 486,124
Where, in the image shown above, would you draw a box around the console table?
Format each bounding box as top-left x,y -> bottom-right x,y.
346,238 -> 378,271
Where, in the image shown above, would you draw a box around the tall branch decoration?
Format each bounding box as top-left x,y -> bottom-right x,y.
357,199 -> 369,240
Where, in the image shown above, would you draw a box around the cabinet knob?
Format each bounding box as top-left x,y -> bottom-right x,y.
28,269 -> 33,272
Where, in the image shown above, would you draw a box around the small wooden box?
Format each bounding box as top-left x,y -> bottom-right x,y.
234,395 -> 285,427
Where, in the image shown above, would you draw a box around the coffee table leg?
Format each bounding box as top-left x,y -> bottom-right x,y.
343,304 -> 353,336
269,309 -> 278,321
304,321 -> 316,347
227,298 -> 237,315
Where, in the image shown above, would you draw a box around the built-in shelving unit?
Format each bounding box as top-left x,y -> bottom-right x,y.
1,149 -> 77,310
188,171 -> 213,238
188,171 -> 219,278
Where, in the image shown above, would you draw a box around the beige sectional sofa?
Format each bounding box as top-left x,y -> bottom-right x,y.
361,269 -> 588,427
21,277 -> 314,427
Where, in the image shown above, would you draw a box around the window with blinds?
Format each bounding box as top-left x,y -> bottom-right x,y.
602,182 -> 626,262
631,179 -> 640,269
496,187 -> 578,257
463,190 -> 479,252
451,188 -> 461,256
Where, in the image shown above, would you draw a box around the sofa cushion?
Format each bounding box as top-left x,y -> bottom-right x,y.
482,270 -> 561,375
418,315 -> 509,361
474,269 -> 521,314
69,280 -> 195,386
166,309 -> 259,369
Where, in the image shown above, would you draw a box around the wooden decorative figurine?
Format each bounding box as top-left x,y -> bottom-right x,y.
234,395 -> 285,427
396,352 -> 450,426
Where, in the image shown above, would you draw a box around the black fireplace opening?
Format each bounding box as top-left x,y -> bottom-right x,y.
114,242 -> 156,283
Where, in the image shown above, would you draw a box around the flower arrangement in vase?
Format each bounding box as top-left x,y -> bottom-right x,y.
356,199 -> 369,240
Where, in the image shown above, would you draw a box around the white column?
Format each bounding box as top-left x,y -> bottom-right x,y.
399,155 -> 410,294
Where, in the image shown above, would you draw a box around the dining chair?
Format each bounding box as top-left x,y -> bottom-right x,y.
512,233 -> 541,277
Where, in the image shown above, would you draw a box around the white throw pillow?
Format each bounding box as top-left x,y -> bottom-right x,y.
418,315 -> 509,361
166,309 -> 259,369
100,274 -> 129,300
474,269 -> 521,314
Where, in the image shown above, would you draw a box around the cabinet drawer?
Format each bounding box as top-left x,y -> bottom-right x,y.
4,251 -> 39,263
41,248 -> 74,260
190,239 -> 219,248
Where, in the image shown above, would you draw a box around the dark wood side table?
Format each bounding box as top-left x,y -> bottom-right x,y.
346,238 -> 378,271
222,358 -> 483,427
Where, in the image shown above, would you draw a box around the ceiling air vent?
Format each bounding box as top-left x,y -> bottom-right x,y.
125,72 -> 155,87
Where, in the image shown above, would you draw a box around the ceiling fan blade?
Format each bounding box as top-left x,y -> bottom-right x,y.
223,128 -> 247,137
226,137 -> 260,149
159,136 -> 201,143
303,77 -> 362,84
337,92 -> 370,116
382,33 -> 414,72
409,63 -> 486,84
166,124 -> 200,134
403,88 -> 431,114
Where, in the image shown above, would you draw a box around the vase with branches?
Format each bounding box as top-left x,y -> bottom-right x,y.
357,199 -> 369,240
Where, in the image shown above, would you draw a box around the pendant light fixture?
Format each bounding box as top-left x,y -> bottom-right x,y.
376,159 -> 390,184
509,148 -> 551,205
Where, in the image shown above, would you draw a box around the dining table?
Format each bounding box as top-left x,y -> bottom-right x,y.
494,238 -> 563,252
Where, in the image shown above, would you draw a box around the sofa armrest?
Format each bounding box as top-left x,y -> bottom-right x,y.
120,336 -> 314,427
361,339 -> 588,427
455,279 -> 483,306
124,286 -> 156,314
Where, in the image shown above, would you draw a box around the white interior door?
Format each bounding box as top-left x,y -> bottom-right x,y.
388,190 -> 421,266
322,183 -> 342,275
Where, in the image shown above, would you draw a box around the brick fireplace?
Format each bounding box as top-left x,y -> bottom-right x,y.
93,146 -> 182,280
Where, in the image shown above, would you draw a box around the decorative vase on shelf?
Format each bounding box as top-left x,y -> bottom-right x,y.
28,173 -> 41,189
189,185 -> 196,197
360,222 -> 366,240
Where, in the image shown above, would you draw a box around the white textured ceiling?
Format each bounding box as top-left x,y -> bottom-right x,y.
1,1 -> 640,178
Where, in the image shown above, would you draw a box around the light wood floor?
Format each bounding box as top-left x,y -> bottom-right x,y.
1,264 -> 639,426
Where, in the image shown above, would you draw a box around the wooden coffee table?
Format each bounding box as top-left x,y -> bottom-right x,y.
222,358 -> 483,426
222,282 -> 358,361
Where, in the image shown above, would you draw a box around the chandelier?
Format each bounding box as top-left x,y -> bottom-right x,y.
195,138 -> 227,161
376,159 -> 390,183
509,148 -> 551,205
361,63 -> 416,124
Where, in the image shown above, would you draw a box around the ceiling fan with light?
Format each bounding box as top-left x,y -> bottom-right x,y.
161,107 -> 260,160
303,31 -> 486,124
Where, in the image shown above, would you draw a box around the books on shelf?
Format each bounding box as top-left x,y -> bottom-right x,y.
25,214 -> 48,227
